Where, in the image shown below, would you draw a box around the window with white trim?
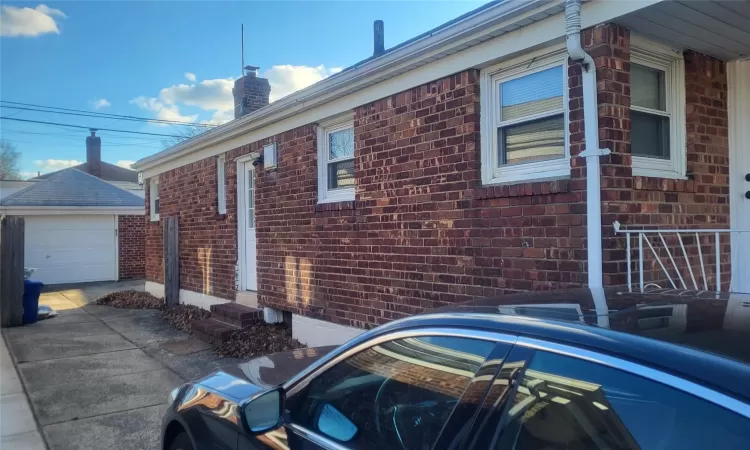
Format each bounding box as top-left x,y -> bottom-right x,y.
631,40 -> 686,179
481,50 -> 569,185
317,116 -> 355,203
149,178 -> 159,221
216,155 -> 226,214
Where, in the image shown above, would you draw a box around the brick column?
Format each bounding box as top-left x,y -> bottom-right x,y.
683,51 -> 731,290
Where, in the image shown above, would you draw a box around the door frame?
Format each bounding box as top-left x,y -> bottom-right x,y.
114,215 -> 119,281
236,154 -> 259,292
728,60 -> 750,293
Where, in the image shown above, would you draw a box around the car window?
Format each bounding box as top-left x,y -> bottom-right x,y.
288,335 -> 496,450
493,350 -> 750,450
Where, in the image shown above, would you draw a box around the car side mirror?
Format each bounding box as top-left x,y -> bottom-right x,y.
240,387 -> 285,435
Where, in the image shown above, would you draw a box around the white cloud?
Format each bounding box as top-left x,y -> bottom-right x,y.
159,78 -> 235,111
131,77 -> 234,126
131,65 -> 341,127
0,4 -> 66,37
115,160 -> 135,169
264,65 -> 342,103
90,98 -> 111,109
32,159 -> 81,173
130,96 -> 199,125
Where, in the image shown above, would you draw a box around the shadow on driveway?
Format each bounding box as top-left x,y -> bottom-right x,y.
2,280 -> 239,450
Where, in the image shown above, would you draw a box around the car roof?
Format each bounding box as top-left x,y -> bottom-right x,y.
370,288 -> 750,402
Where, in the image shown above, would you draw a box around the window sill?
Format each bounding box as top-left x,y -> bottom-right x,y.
150,214 -> 159,222
472,178 -> 571,199
633,176 -> 697,193
318,189 -> 354,205
315,201 -> 355,212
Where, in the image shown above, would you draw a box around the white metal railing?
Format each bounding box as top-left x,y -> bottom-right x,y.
613,221 -> 750,293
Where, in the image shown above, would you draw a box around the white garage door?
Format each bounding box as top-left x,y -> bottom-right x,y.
25,215 -> 117,285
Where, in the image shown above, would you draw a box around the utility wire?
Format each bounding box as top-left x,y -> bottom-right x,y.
0,116 -> 189,138
2,138 -> 163,149
2,127 -> 166,141
0,101 -> 219,128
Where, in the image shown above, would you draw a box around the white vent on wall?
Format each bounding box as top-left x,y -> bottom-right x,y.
263,307 -> 283,324
264,142 -> 277,169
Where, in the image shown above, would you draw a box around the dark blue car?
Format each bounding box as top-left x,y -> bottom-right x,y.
161,288 -> 750,449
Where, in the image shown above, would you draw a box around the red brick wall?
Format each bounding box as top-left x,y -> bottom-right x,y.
142,23 -> 731,325
144,183 -> 163,284
226,126 -> 318,312
118,215 -> 145,279
145,70 -> 588,328
588,24 -> 731,290
221,71 -> 586,329
144,157 -> 237,299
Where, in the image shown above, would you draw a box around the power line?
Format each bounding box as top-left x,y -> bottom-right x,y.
2,138 -> 163,149
2,128 -> 165,142
0,101 -> 219,128
0,116 -> 189,138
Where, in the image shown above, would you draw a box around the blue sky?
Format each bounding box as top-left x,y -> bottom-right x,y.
1,1 -> 485,178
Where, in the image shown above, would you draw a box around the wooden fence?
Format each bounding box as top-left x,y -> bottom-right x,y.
163,216 -> 179,307
1,216 -> 25,327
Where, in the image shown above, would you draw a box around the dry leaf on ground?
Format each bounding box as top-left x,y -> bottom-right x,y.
94,291 -> 164,309
216,320 -> 303,358
162,304 -> 211,333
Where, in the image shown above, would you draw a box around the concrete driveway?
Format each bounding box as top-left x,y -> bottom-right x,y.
1,280 -> 238,450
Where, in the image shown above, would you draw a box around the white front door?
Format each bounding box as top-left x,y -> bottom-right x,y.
728,60 -> 750,293
243,163 -> 258,291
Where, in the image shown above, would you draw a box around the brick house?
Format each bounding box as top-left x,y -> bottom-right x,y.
133,0 -> 750,345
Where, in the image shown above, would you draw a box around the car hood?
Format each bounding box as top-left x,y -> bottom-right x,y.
195,346 -> 338,401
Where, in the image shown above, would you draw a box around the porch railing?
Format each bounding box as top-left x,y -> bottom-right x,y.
612,221 -> 749,293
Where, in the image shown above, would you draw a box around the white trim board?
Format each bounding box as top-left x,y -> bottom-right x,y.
145,281 -> 165,299
114,215 -> 120,281
292,314 -> 364,347
728,59 -> 750,294
179,289 -> 230,310
0,206 -> 144,215
236,291 -> 259,308
236,159 -> 248,292
135,0 -> 661,178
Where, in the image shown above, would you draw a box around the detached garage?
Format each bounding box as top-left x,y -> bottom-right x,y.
0,168 -> 145,285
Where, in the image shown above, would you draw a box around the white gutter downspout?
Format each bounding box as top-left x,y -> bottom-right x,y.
566,0 -> 610,326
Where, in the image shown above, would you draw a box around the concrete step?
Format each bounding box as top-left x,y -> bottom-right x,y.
210,303 -> 262,328
191,318 -> 237,346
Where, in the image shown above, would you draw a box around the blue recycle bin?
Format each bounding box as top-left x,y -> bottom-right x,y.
23,280 -> 44,325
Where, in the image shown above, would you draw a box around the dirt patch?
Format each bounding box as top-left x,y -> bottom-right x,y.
162,304 -> 211,333
94,291 -> 164,309
217,320 -> 304,358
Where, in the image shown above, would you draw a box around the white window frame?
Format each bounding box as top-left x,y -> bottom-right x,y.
317,115 -> 355,204
149,178 -> 159,222
630,37 -> 686,180
480,47 -> 570,185
217,155 -> 227,214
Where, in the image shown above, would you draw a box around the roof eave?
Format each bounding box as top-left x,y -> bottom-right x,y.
132,0 -> 558,172
0,205 -> 144,215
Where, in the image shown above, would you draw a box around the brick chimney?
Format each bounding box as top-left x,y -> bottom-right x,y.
86,129 -> 102,178
233,65 -> 271,119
